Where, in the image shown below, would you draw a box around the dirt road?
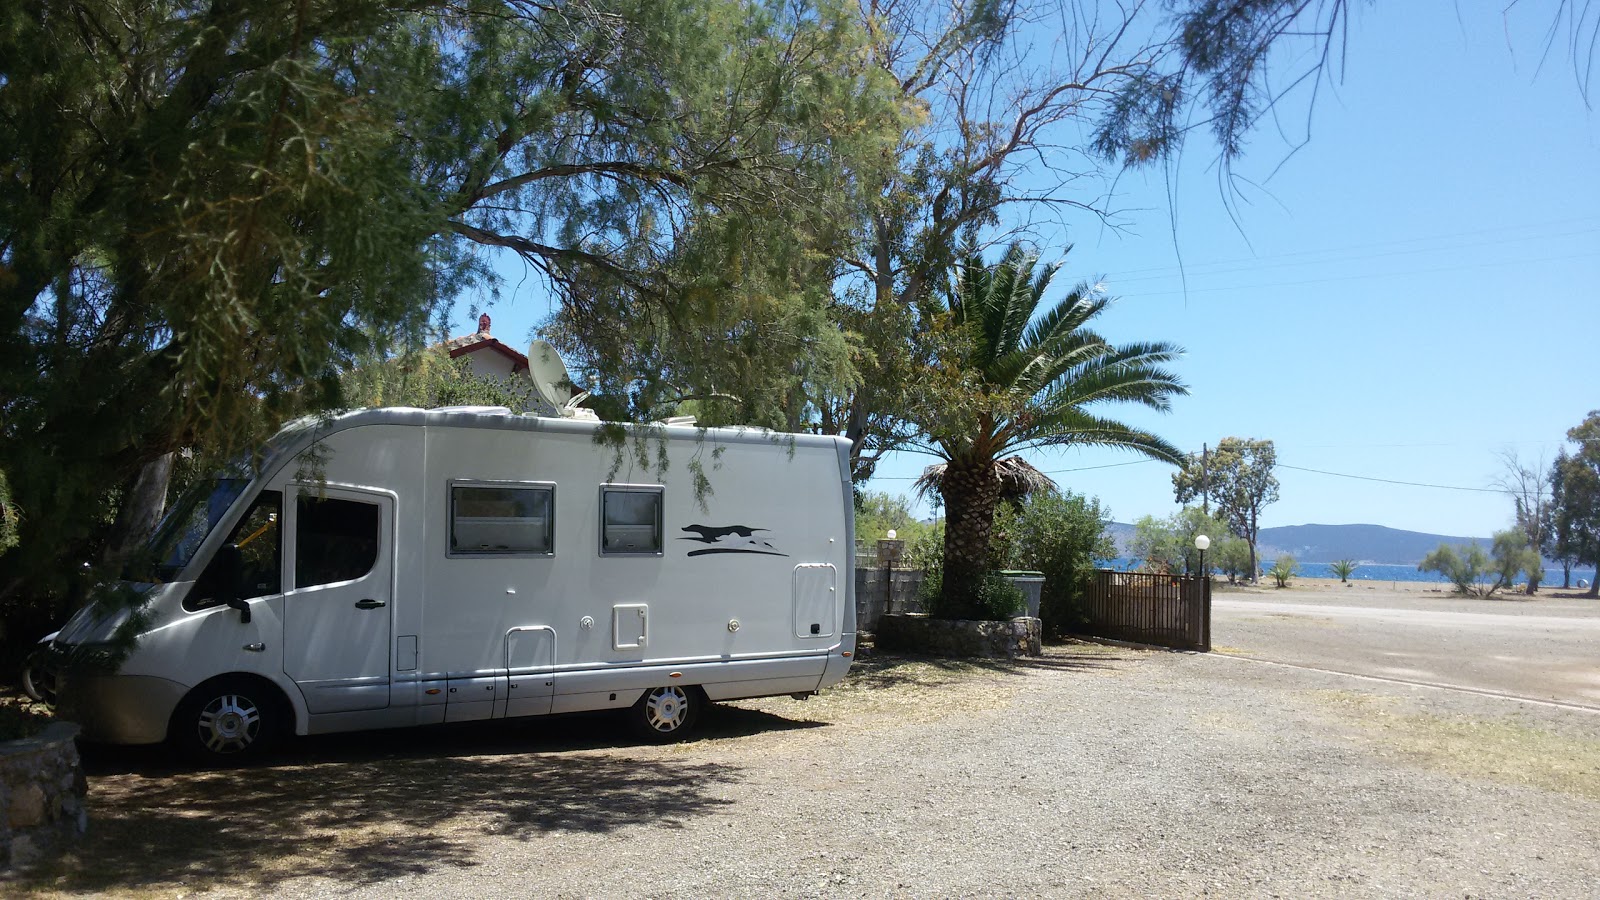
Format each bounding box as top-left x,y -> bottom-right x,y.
11,633 -> 1600,899
1212,579 -> 1600,709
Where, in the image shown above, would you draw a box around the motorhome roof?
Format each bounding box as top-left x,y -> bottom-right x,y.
258,406 -> 848,482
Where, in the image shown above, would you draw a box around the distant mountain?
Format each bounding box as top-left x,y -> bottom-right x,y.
1104,521 -> 1488,565
1256,524 -> 1487,565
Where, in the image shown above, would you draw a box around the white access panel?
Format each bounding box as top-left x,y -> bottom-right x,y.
613,603 -> 648,649
792,564 -> 837,639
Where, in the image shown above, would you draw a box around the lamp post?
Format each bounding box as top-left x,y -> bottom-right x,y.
878,529 -> 904,617
1193,533 -> 1213,652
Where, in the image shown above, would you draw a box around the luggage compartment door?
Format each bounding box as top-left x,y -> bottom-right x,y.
504,626 -> 555,718
792,564 -> 837,640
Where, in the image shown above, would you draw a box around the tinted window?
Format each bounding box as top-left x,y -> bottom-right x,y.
601,488 -> 662,555
451,484 -> 554,555
185,491 -> 282,611
296,496 -> 380,588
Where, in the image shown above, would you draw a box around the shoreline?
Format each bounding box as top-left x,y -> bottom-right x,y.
1217,574 -> 1598,599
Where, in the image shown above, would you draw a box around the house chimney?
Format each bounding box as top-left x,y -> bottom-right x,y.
478,313 -> 491,334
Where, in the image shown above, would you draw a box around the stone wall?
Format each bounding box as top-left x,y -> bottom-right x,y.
2,722 -> 88,870
855,568 -> 927,633
874,613 -> 1042,658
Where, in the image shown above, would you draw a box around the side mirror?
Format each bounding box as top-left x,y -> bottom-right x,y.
214,544 -> 251,624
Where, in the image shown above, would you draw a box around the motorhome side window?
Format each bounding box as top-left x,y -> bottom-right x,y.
600,486 -> 663,555
296,496 -> 380,588
185,490 -> 282,612
450,483 -> 554,555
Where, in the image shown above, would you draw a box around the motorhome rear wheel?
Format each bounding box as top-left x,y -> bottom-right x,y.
628,685 -> 703,742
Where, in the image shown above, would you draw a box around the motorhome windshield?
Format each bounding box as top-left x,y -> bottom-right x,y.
125,478 -> 249,582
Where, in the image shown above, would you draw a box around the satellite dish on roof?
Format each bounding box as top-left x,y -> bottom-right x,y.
527,340 -> 590,415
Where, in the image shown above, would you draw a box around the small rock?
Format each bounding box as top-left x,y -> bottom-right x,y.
7,782 -> 48,828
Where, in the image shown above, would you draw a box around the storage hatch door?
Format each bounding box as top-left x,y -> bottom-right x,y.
792,564 -> 837,639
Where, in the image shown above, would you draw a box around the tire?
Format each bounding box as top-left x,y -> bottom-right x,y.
627,684 -> 704,742
21,653 -> 55,706
171,676 -> 289,764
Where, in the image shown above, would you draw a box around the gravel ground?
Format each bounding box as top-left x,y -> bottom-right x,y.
10,643 -> 1600,899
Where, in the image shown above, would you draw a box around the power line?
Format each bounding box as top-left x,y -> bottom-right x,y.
1041,459 -> 1158,475
1277,463 -> 1508,494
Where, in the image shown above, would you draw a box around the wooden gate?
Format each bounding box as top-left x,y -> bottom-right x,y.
1081,571 -> 1211,651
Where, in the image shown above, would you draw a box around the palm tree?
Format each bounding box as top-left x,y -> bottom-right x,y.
907,243 -> 1187,619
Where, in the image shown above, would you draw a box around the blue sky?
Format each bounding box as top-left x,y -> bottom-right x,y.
453,1 -> 1598,539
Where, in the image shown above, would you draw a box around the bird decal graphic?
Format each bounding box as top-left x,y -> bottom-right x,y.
680,524 -> 788,557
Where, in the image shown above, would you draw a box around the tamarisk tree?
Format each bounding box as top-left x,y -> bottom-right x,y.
1173,438 -> 1279,583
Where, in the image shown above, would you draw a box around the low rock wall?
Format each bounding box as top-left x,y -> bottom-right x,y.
2,722 -> 88,870
875,613 -> 1042,658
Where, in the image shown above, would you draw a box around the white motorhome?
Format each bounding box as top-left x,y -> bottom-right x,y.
45,404 -> 857,759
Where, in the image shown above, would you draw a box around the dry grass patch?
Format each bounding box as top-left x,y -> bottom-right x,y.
732,643 -> 1137,731
1309,690 -> 1600,800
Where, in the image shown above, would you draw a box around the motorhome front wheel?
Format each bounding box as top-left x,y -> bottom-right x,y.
172,676 -> 287,763
629,685 -> 703,742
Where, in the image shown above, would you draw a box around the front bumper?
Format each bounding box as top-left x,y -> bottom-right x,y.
59,673 -> 189,745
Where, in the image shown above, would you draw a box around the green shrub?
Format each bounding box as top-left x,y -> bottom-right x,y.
1001,491 -> 1112,637
919,571 -> 1025,621
974,574 -> 1027,620
1328,559 -> 1358,582
1418,543 -> 1489,594
1268,554 -> 1297,588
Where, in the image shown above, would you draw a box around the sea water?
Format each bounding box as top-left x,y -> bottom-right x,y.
1099,557 -> 1596,586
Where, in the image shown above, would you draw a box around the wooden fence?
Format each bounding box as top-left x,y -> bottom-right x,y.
1081,570 -> 1211,651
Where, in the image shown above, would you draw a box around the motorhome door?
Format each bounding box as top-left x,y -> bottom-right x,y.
282,486 -> 395,714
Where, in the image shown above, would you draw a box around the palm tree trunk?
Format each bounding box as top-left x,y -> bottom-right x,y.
939,456 -> 1001,620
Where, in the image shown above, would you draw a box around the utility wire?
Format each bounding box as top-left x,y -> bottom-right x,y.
1277,463 -> 1508,494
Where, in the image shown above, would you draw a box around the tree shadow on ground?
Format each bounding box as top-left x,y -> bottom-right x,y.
11,705 -> 819,895
844,643 -> 1135,691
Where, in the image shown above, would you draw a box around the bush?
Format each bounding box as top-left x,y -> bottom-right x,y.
1329,559 -> 1358,582
917,569 -> 1025,621
974,574 -> 1026,620
1418,543 -> 1490,595
1000,491 -> 1112,637
1268,554 -> 1297,588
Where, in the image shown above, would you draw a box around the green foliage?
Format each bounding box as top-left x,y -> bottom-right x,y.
1211,537 -> 1255,583
1555,411 -> 1600,596
1268,555 -> 1298,589
908,243 -> 1185,619
0,0 -> 900,646
1419,543 -> 1492,595
1329,559 -> 1359,583
923,571 -> 1025,622
973,575 -> 1027,621
340,347 -> 541,414
905,519 -> 946,577
1488,529 -> 1544,599
1173,438 -> 1280,581
998,491 -> 1113,636
0,469 -> 17,555
854,491 -> 931,546
1129,506 -> 1235,577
